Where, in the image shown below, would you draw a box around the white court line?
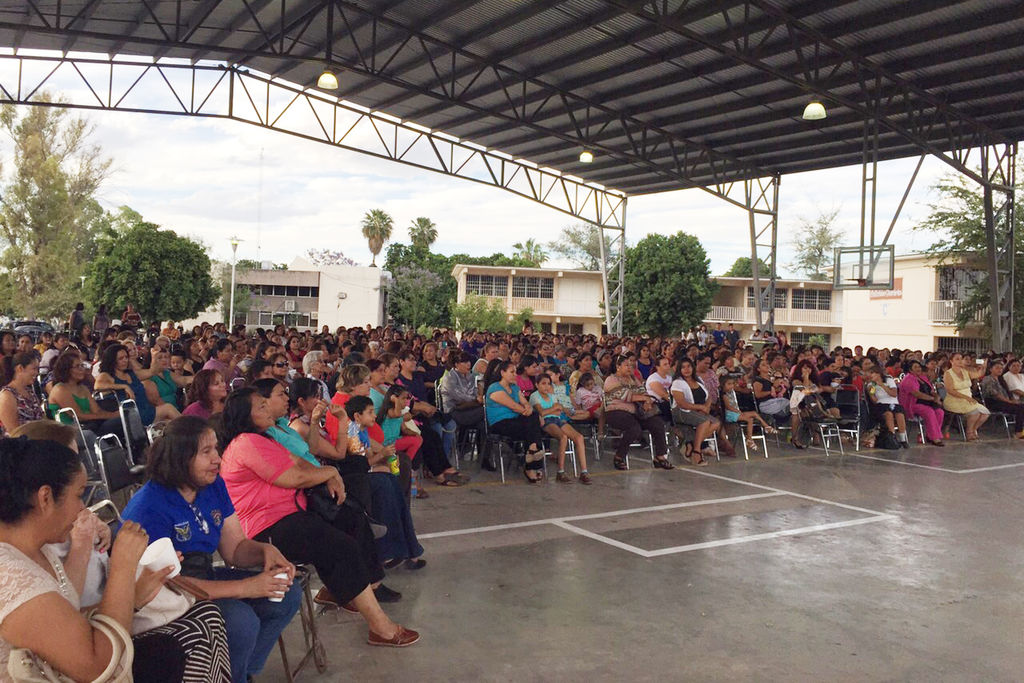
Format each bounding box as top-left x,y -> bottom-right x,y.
844,452 -> 1024,474
677,467 -> 891,517
640,515 -> 895,557
551,521 -> 650,557
418,492 -> 784,540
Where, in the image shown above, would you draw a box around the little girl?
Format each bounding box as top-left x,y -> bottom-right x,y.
530,373 -> 591,484
573,372 -> 605,437
721,376 -> 776,451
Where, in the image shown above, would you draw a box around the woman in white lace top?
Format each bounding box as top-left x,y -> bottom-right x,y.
0,429 -> 156,682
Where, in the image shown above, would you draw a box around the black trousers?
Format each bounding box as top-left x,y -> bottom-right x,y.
604,410 -> 668,458
489,415 -> 546,469
255,505 -> 384,604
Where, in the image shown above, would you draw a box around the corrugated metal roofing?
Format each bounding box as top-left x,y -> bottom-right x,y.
0,0 -> 1021,195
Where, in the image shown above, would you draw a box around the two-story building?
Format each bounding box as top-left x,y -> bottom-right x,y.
703,277 -> 842,347
450,264 -> 605,335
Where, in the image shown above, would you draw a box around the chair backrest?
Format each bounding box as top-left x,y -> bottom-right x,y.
835,388 -> 861,409
93,390 -> 121,412
56,407 -> 87,448
119,399 -> 150,466
96,434 -> 137,496
229,376 -> 247,392
79,429 -> 101,479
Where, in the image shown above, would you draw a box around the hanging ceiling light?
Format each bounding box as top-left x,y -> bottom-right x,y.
579,150 -> 594,163
317,69 -> 339,90
802,101 -> 827,121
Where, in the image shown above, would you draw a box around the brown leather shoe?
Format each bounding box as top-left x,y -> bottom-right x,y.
313,587 -> 338,608
368,625 -> 420,647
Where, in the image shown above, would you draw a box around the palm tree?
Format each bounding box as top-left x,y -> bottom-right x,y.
361,208 -> 394,267
408,217 -> 438,250
512,238 -> 548,266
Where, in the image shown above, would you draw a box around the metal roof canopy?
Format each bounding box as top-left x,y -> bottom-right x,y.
0,0 -> 1019,343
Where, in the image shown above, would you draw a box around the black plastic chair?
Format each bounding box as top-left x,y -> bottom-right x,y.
95,433 -> 144,500
835,388 -> 863,451
118,399 -> 151,466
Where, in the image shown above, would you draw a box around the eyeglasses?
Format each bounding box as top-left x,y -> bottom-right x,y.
273,362 -> 289,368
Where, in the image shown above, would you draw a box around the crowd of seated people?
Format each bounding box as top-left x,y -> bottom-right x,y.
7,312 -> 1024,680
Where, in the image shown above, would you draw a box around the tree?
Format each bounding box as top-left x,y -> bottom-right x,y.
789,208 -> 843,280
913,164 -> 1024,344
236,259 -> 287,270
408,217 -> 438,251
450,293 -> 532,333
512,238 -> 548,266
547,223 -> 603,270
388,265 -> 444,329
0,95 -> 111,317
723,256 -> 770,277
623,231 -> 718,336
86,207 -> 219,323
305,248 -> 356,267
361,208 -> 394,266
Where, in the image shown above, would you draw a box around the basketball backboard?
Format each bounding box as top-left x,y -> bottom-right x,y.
833,245 -> 895,290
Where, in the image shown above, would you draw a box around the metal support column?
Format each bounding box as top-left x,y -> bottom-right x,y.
597,198 -> 627,336
981,143 -> 1016,352
746,175 -> 780,332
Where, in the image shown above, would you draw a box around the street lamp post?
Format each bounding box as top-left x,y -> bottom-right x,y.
228,236 -> 241,329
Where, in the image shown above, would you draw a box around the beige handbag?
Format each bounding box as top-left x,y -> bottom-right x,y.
7,612 -> 134,683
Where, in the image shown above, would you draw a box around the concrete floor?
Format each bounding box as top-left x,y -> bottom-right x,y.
262,431 -> 1024,682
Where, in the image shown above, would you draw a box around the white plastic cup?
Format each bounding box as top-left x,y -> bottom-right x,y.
268,571 -> 289,602
139,537 -> 181,579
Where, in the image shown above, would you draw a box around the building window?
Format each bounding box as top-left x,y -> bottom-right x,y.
298,286 -> 310,297
936,336 -> 984,355
512,276 -> 554,299
556,323 -> 584,335
746,287 -> 788,309
791,289 -> 831,310
310,287 -> 319,297
937,266 -> 984,301
272,285 -> 286,296
466,274 -> 508,297
789,332 -> 830,347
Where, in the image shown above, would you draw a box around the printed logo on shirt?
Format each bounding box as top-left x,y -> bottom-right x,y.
174,521 -> 192,542
211,509 -> 223,527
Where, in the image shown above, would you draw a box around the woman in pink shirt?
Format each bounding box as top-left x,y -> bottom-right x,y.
219,387 -> 420,648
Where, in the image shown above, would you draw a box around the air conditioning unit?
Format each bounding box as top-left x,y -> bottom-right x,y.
283,299 -> 296,312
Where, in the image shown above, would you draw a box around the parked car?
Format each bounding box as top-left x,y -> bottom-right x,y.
13,320 -> 55,341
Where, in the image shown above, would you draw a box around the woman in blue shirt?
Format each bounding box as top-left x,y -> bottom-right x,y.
482,359 -> 547,483
122,416 -> 301,683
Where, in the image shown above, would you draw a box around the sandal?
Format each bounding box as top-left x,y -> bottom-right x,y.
746,438 -> 758,452
613,456 -> 628,470
436,473 -> 463,487
524,468 -> 542,483
525,448 -> 544,464
764,426 -> 778,435
690,454 -> 709,467
653,457 -> 675,470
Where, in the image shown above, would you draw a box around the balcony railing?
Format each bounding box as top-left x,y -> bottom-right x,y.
480,295 -> 555,314
929,300 -> 986,324
705,305 -> 840,326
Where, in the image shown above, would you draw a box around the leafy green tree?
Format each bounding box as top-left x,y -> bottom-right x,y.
86,207 -> 219,323
547,223 -> 603,270
450,294 -> 532,333
218,262 -> 252,325
382,243 -> 539,327
0,96 -> 110,317
512,238 -> 548,266
789,208 -> 843,280
723,256 -> 770,277
361,208 -> 394,266
388,265 -> 444,329
623,231 -> 718,336
236,259 -> 288,270
408,217 -> 438,251
913,164 -> 1024,345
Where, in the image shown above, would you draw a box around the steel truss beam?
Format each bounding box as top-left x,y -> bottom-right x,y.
597,215 -> 627,336
1,0 -> 775,207
612,0 -> 1012,187
746,175 -> 779,332
0,53 -> 627,231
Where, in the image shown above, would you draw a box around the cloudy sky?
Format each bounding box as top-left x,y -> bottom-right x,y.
3,57 -> 956,276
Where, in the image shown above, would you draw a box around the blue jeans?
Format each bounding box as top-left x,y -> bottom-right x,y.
431,417 -> 457,464
212,567 -> 302,681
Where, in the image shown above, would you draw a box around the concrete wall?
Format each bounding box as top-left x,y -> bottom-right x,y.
314,264 -> 389,330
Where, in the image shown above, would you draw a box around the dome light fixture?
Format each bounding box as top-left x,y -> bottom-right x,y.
579,150 -> 594,163
802,101 -> 827,121
317,69 -> 339,90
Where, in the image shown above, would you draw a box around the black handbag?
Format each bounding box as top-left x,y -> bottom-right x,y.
300,483 -> 342,522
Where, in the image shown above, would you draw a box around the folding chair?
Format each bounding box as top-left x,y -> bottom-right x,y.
95,433 -> 145,501
905,415 -> 927,445
984,400 -> 1017,439
835,388 -> 863,451
118,399 -> 151,466
569,419 -> 601,461
729,419 -> 769,459
482,404 -> 527,484
804,418 -> 843,457
276,564 -> 328,683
